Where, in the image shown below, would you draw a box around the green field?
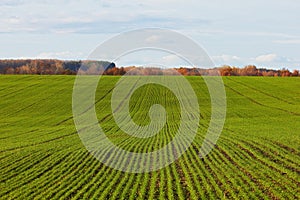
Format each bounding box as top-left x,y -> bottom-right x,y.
0,75 -> 299,199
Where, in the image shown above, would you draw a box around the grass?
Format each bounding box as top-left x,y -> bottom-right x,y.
0,75 -> 299,199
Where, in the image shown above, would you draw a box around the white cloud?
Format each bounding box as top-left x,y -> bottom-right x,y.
251,53 -> 299,69
0,0 -> 23,6
145,35 -> 161,43
212,54 -> 241,64
0,0 -> 211,34
4,51 -> 84,60
36,51 -> 84,60
211,53 -> 299,69
162,54 -> 184,66
273,39 -> 300,44
255,54 -> 278,62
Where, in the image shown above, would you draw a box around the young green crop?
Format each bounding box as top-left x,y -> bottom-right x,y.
0,75 -> 299,199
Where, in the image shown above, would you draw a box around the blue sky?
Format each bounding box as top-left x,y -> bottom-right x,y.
0,0 -> 299,69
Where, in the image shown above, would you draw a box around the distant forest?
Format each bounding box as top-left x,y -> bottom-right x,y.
0,59 -> 115,75
0,59 -> 299,77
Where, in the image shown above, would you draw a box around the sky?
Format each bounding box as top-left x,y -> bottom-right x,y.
0,0 -> 299,69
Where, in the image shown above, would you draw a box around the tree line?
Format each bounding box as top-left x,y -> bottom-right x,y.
0,59 -> 115,75
0,59 -> 299,77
